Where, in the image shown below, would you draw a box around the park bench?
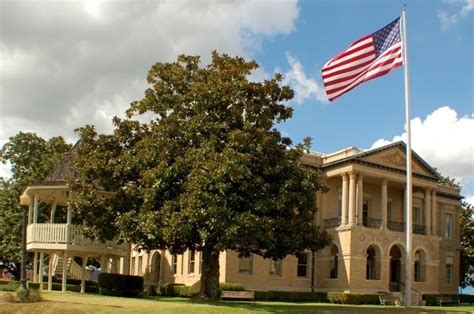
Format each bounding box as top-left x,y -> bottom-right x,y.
379,294 -> 401,306
221,290 -> 255,302
436,296 -> 458,306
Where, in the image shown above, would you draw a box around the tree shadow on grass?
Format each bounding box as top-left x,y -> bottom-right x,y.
155,298 -> 474,314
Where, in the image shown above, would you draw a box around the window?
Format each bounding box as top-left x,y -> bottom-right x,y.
269,259 -> 282,277
171,254 -> 178,275
445,213 -> 453,238
238,255 -> 253,275
446,264 -> 453,285
387,201 -> 392,221
414,250 -> 425,282
338,192 -> 342,218
329,245 -> 338,279
413,207 -> 421,225
131,256 -> 136,275
138,256 -> 143,275
297,253 -> 309,277
366,246 -> 379,280
362,199 -> 369,226
188,250 -> 196,274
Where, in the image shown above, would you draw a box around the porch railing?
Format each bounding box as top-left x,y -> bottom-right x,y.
324,217 -> 341,228
27,223 -> 126,252
366,218 -> 382,229
387,221 -> 427,235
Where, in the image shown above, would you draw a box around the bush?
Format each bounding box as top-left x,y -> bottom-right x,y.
459,294 -> 474,305
220,283 -> 245,291
327,292 -> 379,305
254,291 -> 328,302
98,273 -> 144,298
2,289 -> 42,303
422,294 -> 459,306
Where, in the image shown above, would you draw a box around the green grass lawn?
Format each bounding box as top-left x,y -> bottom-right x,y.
0,291 -> 473,314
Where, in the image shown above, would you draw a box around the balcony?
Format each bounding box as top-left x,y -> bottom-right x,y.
387,221 -> 426,235
365,218 -> 382,229
27,223 -> 127,257
324,217 -> 341,228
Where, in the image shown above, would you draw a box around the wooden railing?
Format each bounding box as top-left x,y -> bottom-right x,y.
27,223 -> 126,252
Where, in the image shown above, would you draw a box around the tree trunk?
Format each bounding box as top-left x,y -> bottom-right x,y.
198,246 -> 220,300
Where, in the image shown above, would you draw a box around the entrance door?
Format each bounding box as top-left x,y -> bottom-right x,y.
389,245 -> 402,291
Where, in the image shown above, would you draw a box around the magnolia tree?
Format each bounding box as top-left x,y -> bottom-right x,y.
71,52 -> 330,299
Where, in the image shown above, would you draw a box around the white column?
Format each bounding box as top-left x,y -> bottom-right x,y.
33,252 -> 38,283
48,253 -> 53,291
81,257 -> 88,293
341,173 -> 349,226
431,190 -> 437,236
100,255 -> 108,274
356,174 -> 363,225
33,193 -> 39,224
39,252 -> 44,290
381,179 -> 388,229
348,173 -> 357,225
62,251 -> 68,293
424,188 -> 431,236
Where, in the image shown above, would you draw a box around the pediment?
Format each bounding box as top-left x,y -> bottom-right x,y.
359,145 -> 438,179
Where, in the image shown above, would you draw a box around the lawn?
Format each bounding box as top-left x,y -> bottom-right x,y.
0,291 -> 473,314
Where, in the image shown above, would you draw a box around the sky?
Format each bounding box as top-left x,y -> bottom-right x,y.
0,0 -> 473,206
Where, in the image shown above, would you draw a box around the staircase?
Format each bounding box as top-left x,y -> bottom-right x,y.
52,254 -> 85,280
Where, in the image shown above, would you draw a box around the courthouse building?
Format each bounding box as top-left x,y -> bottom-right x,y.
21,141 -> 461,296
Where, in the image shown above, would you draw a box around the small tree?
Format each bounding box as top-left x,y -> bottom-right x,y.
71,52 -> 330,299
459,201 -> 474,289
0,132 -> 71,262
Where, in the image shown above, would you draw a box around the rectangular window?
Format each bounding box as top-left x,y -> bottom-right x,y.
131,256 -> 136,275
238,255 -> 253,275
138,256 -> 143,275
413,207 -> 420,225
445,213 -> 453,238
362,199 -> 369,226
269,259 -> 282,277
171,254 -> 178,275
297,253 -> 308,278
446,264 -> 453,285
188,250 -> 195,274
387,201 -> 392,221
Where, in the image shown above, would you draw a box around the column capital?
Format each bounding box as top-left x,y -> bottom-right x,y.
382,178 -> 388,185
341,173 -> 349,180
424,187 -> 432,193
349,172 -> 357,180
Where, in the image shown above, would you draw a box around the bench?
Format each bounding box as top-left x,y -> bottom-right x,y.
221,290 -> 255,302
379,294 -> 401,306
436,296 -> 458,306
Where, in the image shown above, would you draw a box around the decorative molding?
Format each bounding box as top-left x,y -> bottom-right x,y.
379,151 -> 406,167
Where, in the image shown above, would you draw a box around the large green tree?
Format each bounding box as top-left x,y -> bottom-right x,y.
0,132 -> 71,262
71,52 -> 330,299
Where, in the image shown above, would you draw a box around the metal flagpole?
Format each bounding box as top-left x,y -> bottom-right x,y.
401,5 -> 413,308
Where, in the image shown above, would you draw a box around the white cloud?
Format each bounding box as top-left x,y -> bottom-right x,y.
282,53 -> 328,104
465,195 -> 474,206
0,0 -> 300,178
372,106 -> 474,197
438,0 -> 474,29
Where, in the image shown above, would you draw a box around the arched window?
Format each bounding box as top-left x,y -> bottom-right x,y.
414,250 -> 426,282
366,245 -> 380,280
329,244 -> 338,279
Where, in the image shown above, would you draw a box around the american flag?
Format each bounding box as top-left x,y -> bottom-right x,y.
322,17 -> 403,102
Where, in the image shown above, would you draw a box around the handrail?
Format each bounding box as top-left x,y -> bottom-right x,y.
397,281 -> 423,305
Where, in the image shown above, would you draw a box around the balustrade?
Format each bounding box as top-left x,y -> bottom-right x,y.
324,217 -> 341,228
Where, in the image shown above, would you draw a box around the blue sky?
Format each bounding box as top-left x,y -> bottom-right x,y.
1,0 -> 472,203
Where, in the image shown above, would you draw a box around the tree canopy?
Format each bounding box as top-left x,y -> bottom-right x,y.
71,52 -> 330,299
0,132 -> 71,264
459,201 -> 474,289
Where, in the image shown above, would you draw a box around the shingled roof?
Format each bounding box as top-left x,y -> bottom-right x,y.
41,143 -> 79,185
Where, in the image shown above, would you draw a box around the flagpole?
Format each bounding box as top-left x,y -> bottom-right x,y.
402,5 -> 413,308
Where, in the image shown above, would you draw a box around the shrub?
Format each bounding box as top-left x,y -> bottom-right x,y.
422,294 -> 459,306
98,273 -> 144,298
459,294 -> 474,305
327,292 -> 379,305
2,289 -> 42,303
220,283 -> 245,291
254,291 -> 328,302
176,285 -> 191,297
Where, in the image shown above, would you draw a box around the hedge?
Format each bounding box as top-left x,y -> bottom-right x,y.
422,294 -> 460,306
98,273 -> 144,298
327,292 -> 380,305
459,294 -> 474,305
156,282 -> 244,298
254,291 -> 328,302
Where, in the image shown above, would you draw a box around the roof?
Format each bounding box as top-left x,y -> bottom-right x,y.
41,142 -> 79,185
315,141 -> 441,181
